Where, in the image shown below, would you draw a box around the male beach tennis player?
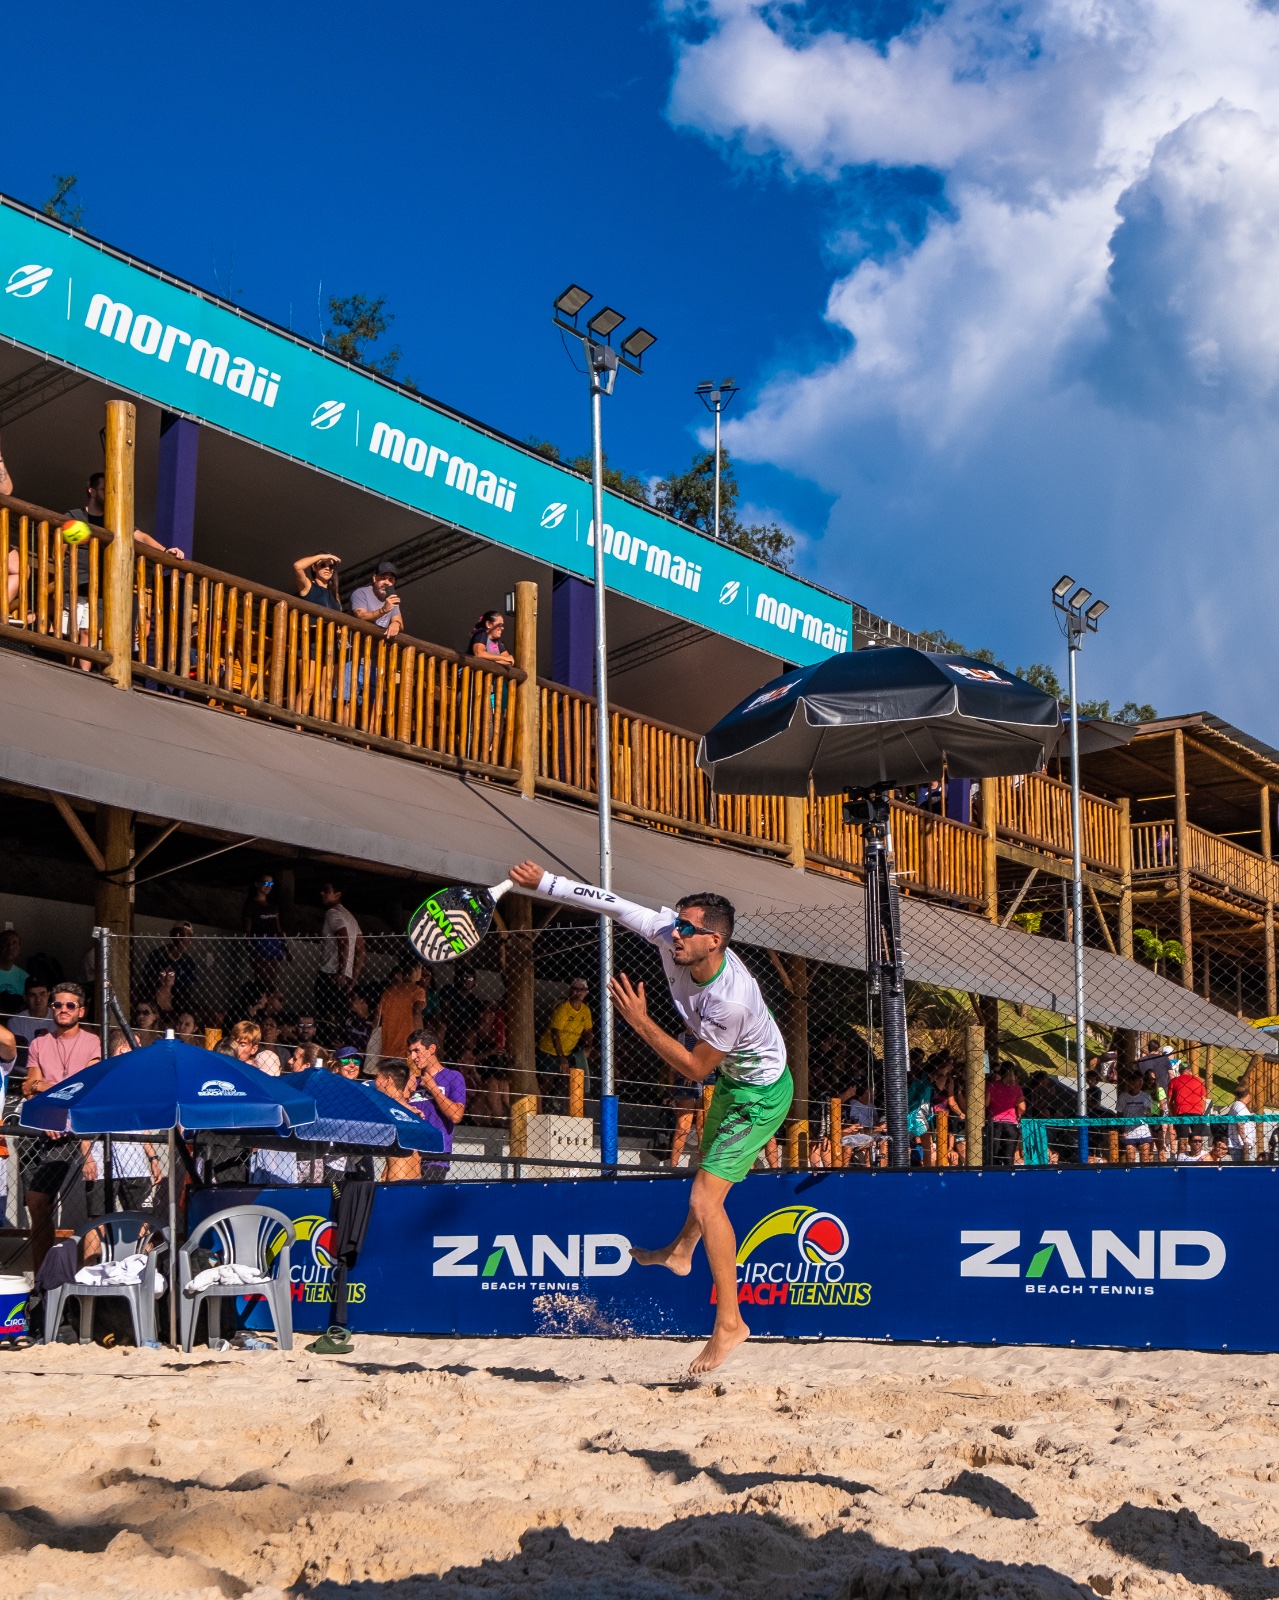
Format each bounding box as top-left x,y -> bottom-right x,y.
509,861 -> 792,1372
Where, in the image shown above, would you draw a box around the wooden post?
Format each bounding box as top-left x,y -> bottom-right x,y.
829,1094 -> 843,1168
982,781 -> 999,923
269,599 -> 288,706
504,891 -> 538,1155
965,1022 -> 985,1167
936,1108 -> 950,1167
567,1065 -> 585,1119
699,1081 -> 713,1142
1107,1126 -> 1120,1165
514,580 -> 539,799
1173,728 -> 1194,990
1262,784 -> 1277,1016
1118,796 -> 1134,960
1206,1042 -> 1215,1100
102,400 -> 136,690
784,795 -> 806,871
94,804 -> 133,1014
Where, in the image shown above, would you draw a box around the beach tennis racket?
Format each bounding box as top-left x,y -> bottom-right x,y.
407,879 -> 512,963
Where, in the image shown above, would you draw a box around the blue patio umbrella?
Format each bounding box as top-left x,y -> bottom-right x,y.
287,1067 -> 444,1153
20,1038 -> 317,1135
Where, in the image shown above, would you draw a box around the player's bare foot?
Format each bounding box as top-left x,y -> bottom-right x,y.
689,1319 -> 750,1373
630,1245 -> 693,1276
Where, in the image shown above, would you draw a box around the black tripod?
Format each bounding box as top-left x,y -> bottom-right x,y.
844,788 -> 909,1169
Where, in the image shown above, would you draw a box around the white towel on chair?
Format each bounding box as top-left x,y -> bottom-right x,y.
185,1262 -> 269,1297
75,1254 -> 166,1295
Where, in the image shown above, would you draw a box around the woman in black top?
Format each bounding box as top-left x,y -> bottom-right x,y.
243,873 -> 286,986
293,552 -> 343,610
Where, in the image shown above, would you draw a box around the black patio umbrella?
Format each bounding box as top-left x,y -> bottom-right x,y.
698,648 -> 1061,1168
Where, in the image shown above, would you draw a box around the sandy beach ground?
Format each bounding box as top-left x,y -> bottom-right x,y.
3,1334 -> 1279,1599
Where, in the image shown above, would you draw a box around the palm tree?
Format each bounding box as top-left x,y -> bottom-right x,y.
1133,927 -> 1185,978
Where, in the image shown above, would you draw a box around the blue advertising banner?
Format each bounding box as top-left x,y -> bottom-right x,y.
189,1164 -> 1276,1352
0,198 -> 851,663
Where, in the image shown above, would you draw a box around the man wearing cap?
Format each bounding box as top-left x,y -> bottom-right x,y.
537,978 -> 593,1114
351,562 -> 403,638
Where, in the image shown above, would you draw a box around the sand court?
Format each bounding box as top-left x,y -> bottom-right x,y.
2,1334 -> 1279,1598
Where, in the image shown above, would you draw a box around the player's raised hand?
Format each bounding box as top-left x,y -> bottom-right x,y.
509,860 -> 545,890
609,972 -> 648,1029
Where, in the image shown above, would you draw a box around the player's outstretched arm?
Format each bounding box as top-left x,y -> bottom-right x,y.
609,973 -> 724,1082
509,860 -> 670,941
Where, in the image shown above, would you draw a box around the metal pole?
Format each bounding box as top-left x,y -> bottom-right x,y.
589,346 -> 617,1168
713,397 -> 722,541
96,925 -> 110,1056
1067,635 -> 1089,1163
167,1126 -> 178,1348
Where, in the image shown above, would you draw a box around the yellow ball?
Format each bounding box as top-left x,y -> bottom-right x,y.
59,519 -> 91,547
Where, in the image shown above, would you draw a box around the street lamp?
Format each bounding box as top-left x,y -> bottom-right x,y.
695,378 -> 738,540
553,285 -> 656,1168
1052,575 -> 1108,1162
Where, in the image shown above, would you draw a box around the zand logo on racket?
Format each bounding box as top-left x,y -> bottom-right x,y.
714,1204 -> 870,1310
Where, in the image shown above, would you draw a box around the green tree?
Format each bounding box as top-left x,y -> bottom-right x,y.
325,293 -> 413,388
1076,698 -> 1157,723
526,438 -> 651,504
653,447 -> 795,570
1133,927 -> 1185,977
43,174 -> 83,227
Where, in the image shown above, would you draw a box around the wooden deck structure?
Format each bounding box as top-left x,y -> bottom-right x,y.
5,400 -> 1276,1031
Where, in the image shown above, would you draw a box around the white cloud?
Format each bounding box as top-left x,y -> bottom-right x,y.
665,1 -> 1279,730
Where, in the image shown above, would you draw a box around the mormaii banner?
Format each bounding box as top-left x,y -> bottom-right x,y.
189,1164 -> 1275,1352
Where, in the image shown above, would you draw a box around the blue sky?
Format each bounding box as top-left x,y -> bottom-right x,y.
6,1 -> 1279,733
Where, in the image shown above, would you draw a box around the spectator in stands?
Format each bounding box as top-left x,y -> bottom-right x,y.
475,1050 -> 512,1127
334,1048 -> 362,1081
316,882 -> 364,1025
228,1019 -> 280,1076
174,1012 -> 198,1046
1116,1071 -> 1154,1162
0,1020 -> 15,1082
1227,1083 -> 1256,1162
840,1082 -> 887,1166
377,960 -> 426,1064
467,610 -> 515,667
340,990 -> 375,1065
22,983 -> 100,1268
350,562 -> 404,638
373,1060 -> 423,1180
446,969 -> 484,1054
0,929 -> 28,1007
1175,1133 -> 1208,1163
142,923 -> 199,1012
132,1001 -> 162,1046
986,1062 -> 1025,1167
406,1029 -> 466,1182
1168,1055 -> 1208,1145
7,976 -> 54,1076
1210,1133 -> 1230,1163
242,873 -> 287,987
930,1057 -> 966,1166
295,1014 -> 319,1047
292,551 -> 343,611
288,1042 -> 330,1073
1143,1067 -> 1170,1156
419,967 -> 444,1033
537,978 -> 592,1112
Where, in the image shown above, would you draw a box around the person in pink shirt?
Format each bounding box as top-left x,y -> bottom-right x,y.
986,1062 -> 1026,1167
22,983 -> 101,1269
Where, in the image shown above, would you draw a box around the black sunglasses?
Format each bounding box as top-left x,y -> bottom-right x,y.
673,918 -> 711,939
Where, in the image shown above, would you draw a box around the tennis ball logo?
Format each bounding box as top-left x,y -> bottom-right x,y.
272,1214 -> 335,1269
6,263 -> 52,298
59,519 -> 92,547
795,1211 -> 850,1266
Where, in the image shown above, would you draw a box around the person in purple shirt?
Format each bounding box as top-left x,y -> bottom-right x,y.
406,1028 -> 466,1182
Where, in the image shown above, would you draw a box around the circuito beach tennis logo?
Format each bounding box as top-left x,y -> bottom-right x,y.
722,1204 -> 870,1309
273,1214 -> 367,1306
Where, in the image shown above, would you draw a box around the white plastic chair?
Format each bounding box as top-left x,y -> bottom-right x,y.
43,1212 -> 169,1346
178,1204 -> 295,1351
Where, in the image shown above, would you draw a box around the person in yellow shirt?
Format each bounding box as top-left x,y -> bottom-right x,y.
537,979 -> 593,1113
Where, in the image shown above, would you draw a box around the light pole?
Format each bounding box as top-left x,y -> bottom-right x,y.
695,378 -> 737,540
1052,575 -> 1108,1163
552,285 -> 656,1167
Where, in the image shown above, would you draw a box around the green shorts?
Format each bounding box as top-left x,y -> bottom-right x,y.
699,1068 -> 794,1183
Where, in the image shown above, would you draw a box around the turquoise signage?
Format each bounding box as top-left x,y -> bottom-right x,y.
0,197 -> 851,662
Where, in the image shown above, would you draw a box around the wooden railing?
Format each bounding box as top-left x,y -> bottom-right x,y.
131,549 -> 523,778
538,680 -> 790,853
805,793 -> 984,904
1131,820 -> 1279,905
988,770 -> 1123,872
1,496 -> 112,666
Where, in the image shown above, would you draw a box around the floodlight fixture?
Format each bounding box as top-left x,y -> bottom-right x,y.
587,306 -> 625,339
620,327 -> 657,361
1085,599 -> 1108,623
1053,574 -> 1075,600
695,373 -> 740,539
1068,587 -> 1092,611
696,379 -> 714,393
554,284 -> 592,319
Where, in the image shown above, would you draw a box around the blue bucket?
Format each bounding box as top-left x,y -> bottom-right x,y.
0,1276 -> 29,1338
